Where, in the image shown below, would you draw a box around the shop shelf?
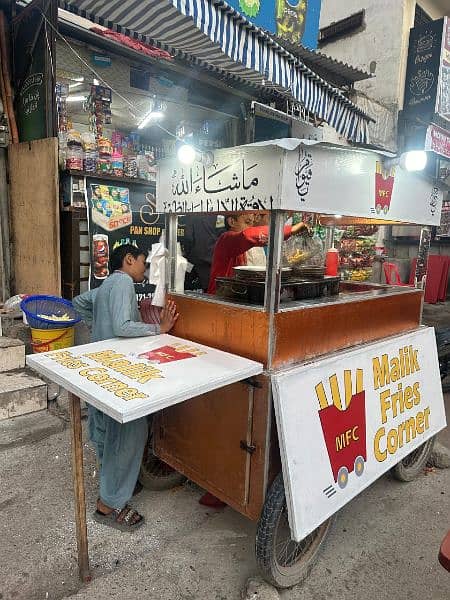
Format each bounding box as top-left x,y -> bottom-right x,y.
63,169 -> 157,187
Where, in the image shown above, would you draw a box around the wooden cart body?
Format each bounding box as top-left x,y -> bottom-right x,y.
154,284 -> 423,521
154,139 -> 444,525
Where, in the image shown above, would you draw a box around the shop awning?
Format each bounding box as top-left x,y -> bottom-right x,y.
58,0 -> 372,144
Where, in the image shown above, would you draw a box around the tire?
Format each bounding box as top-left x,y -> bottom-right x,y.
255,473 -> 332,589
391,436 -> 436,482
139,428 -> 186,491
438,355 -> 450,392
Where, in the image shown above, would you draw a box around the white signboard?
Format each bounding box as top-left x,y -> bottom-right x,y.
281,144 -> 443,226
272,327 -> 446,542
157,140 -> 443,226
27,334 -> 263,423
157,145 -> 282,214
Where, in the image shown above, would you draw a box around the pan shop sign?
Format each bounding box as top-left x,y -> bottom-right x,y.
272,327 -> 446,541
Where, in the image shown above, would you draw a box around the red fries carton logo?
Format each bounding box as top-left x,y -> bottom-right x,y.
375,161 -> 396,215
316,369 -> 367,493
139,343 -> 206,364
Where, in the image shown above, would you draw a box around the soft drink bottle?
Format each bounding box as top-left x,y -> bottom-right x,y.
325,248 -> 339,277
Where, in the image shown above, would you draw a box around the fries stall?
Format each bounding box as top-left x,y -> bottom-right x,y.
25,138 -> 447,589
152,138 -> 448,587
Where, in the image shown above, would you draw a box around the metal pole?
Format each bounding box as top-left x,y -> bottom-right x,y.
265,211 -> 285,370
414,226 -> 432,289
0,148 -> 10,301
69,393 -> 91,583
264,210 -> 285,314
165,213 -> 178,292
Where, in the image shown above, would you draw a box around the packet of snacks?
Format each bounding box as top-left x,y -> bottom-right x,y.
90,184 -> 132,231
283,233 -> 324,270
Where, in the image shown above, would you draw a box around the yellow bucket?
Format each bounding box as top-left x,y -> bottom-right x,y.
31,327 -> 75,353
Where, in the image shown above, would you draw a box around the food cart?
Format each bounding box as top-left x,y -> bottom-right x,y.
26,138 -> 447,589
151,138 -> 447,587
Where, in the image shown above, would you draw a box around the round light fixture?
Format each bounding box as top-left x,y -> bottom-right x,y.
401,150 -> 427,172
177,144 -> 196,165
150,111 -> 164,120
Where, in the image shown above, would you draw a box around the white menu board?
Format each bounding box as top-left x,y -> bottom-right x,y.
27,334 -> 263,422
272,327 -> 446,542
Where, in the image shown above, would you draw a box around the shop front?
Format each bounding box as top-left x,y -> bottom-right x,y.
391,14 -> 450,293
7,0 -> 373,301
54,21 -> 245,301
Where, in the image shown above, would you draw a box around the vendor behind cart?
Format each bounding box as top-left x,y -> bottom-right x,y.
207,212 -> 309,293
73,243 -> 178,531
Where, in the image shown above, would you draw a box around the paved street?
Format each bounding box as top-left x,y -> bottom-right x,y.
0,393 -> 449,600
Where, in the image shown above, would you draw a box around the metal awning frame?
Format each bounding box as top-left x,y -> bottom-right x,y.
58,0 -> 374,143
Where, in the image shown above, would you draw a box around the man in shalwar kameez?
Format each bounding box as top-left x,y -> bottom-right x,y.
73,244 -> 178,530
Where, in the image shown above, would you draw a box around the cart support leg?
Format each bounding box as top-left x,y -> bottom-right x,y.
69,393 -> 91,583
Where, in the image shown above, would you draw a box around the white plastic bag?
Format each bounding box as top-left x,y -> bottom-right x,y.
4,294 -> 27,310
283,234 -> 324,269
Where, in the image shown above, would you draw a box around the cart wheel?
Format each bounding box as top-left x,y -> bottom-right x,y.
255,473 -> 332,589
139,432 -> 186,491
337,466 -> 349,488
391,436 -> 435,482
354,455 -> 365,477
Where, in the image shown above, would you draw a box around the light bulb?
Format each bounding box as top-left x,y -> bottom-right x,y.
401,151 -> 427,172
137,111 -> 165,129
177,144 -> 196,165
66,95 -> 87,102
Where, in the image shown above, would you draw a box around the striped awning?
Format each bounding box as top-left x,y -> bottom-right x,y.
59,0 -> 372,143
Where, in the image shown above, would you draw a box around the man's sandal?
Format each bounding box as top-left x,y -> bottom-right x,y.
93,504 -> 145,532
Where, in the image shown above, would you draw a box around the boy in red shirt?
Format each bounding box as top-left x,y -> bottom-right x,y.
207,212 -> 308,294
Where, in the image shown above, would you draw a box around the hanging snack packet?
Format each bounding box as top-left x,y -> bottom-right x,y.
283,233 -> 324,270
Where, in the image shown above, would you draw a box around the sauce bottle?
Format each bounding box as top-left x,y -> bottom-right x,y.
325,248 -> 339,277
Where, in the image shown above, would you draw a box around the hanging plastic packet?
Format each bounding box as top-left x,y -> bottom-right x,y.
283,233 -> 324,270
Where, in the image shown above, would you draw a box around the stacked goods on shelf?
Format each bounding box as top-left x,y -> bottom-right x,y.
56,81 -> 163,181
336,225 -> 378,282
62,126 -> 161,182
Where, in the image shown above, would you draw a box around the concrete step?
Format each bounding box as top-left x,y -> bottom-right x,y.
0,319 -> 32,355
0,409 -> 65,450
0,368 -> 47,420
0,337 -> 25,372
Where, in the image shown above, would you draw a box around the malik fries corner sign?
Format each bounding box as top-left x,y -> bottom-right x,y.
26,334 -> 263,423
272,327 -> 446,542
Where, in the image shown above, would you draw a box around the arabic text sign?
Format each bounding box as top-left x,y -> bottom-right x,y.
158,141 -> 443,225
157,146 -> 281,213
26,334 -> 263,423
272,327 -> 446,542
280,143 -> 443,225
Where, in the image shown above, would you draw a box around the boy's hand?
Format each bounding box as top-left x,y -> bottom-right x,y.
160,300 -> 179,333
